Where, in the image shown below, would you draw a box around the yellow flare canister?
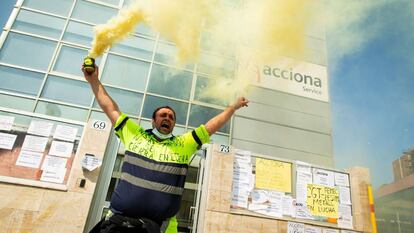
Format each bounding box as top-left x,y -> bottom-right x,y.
83,56 -> 95,74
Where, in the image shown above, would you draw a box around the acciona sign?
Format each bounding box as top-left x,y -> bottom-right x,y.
249,57 -> 329,102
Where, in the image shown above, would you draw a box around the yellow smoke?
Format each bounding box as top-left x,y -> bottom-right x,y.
89,0 -> 316,103
199,0 -> 315,102
89,1 -> 145,58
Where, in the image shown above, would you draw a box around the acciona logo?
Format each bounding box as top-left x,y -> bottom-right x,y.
263,65 -> 322,88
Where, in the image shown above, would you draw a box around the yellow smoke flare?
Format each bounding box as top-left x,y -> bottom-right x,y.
88,2 -> 145,58
88,0 -> 316,103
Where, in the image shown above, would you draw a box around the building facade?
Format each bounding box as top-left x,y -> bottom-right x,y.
0,0 -> 331,232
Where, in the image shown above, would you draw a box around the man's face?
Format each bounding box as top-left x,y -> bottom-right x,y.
152,108 -> 176,135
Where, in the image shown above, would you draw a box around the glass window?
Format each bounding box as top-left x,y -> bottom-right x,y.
93,87 -> 143,115
0,65 -> 45,96
197,52 -> 235,78
121,0 -> 157,40
89,111 -> 109,122
12,10 -> 66,39
194,75 -> 229,107
154,42 -> 176,64
0,32 -> 57,71
154,42 -> 194,70
23,0 -> 73,16
142,95 -> 188,125
35,101 -> 88,121
122,0 -> 134,7
53,45 -> 100,77
63,21 -> 94,46
110,35 -> 154,60
134,23 -> 155,38
210,134 -> 229,144
71,0 -> 118,25
0,111 -> 32,127
189,104 -> 229,133
200,30 -> 235,56
0,94 -> 34,112
97,0 -> 119,6
101,54 -> 149,92
41,75 -> 93,106
147,64 -> 193,100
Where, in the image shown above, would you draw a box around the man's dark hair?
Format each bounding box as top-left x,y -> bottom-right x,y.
152,106 -> 176,120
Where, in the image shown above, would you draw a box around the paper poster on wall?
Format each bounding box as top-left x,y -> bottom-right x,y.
53,125 -> 78,142
341,230 -> 357,233
338,203 -> 352,217
306,184 -> 339,218
322,229 -> 339,233
27,120 -> 54,137
255,158 -> 292,192
40,168 -> 66,184
232,150 -> 252,209
339,186 -> 352,205
313,168 -> 335,187
0,115 -> 14,131
296,171 -> 312,203
337,215 -> 353,229
288,222 -> 305,233
305,225 -> 322,233
282,195 -> 295,217
21,135 -> 48,152
296,160 -> 312,174
41,155 -> 67,171
335,172 -> 350,187
15,150 -> 43,168
0,132 -> 17,150
295,202 -> 313,220
264,191 -> 284,217
49,141 -> 74,158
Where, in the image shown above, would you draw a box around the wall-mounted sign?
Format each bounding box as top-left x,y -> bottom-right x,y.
241,56 -> 329,102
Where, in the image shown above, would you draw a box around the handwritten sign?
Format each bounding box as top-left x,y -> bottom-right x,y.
288,222 -> 305,233
306,184 -> 339,218
255,158 -> 292,192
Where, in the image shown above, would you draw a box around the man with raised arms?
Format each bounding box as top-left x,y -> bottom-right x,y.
82,64 -> 249,233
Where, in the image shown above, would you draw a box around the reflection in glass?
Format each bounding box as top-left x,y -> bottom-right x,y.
0,32 -> 57,71
210,134 -> 229,144
12,10 -> 66,39
23,0 -> 73,16
0,65 -> 44,96
154,42 -> 176,64
97,0 -> 119,6
194,75 -> 229,107
134,23 -> 155,37
110,35 -> 154,60
197,52 -> 235,78
189,104 -> 229,133
0,94 -> 34,111
89,111 -> 108,121
35,101 -> 88,121
154,42 -> 194,69
63,21 -> 94,46
94,87 -> 143,115
101,54 -> 149,92
142,95 -> 188,125
54,46 -> 100,77
148,64 -> 193,100
71,0 -> 118,25
41,75 -> 93,106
